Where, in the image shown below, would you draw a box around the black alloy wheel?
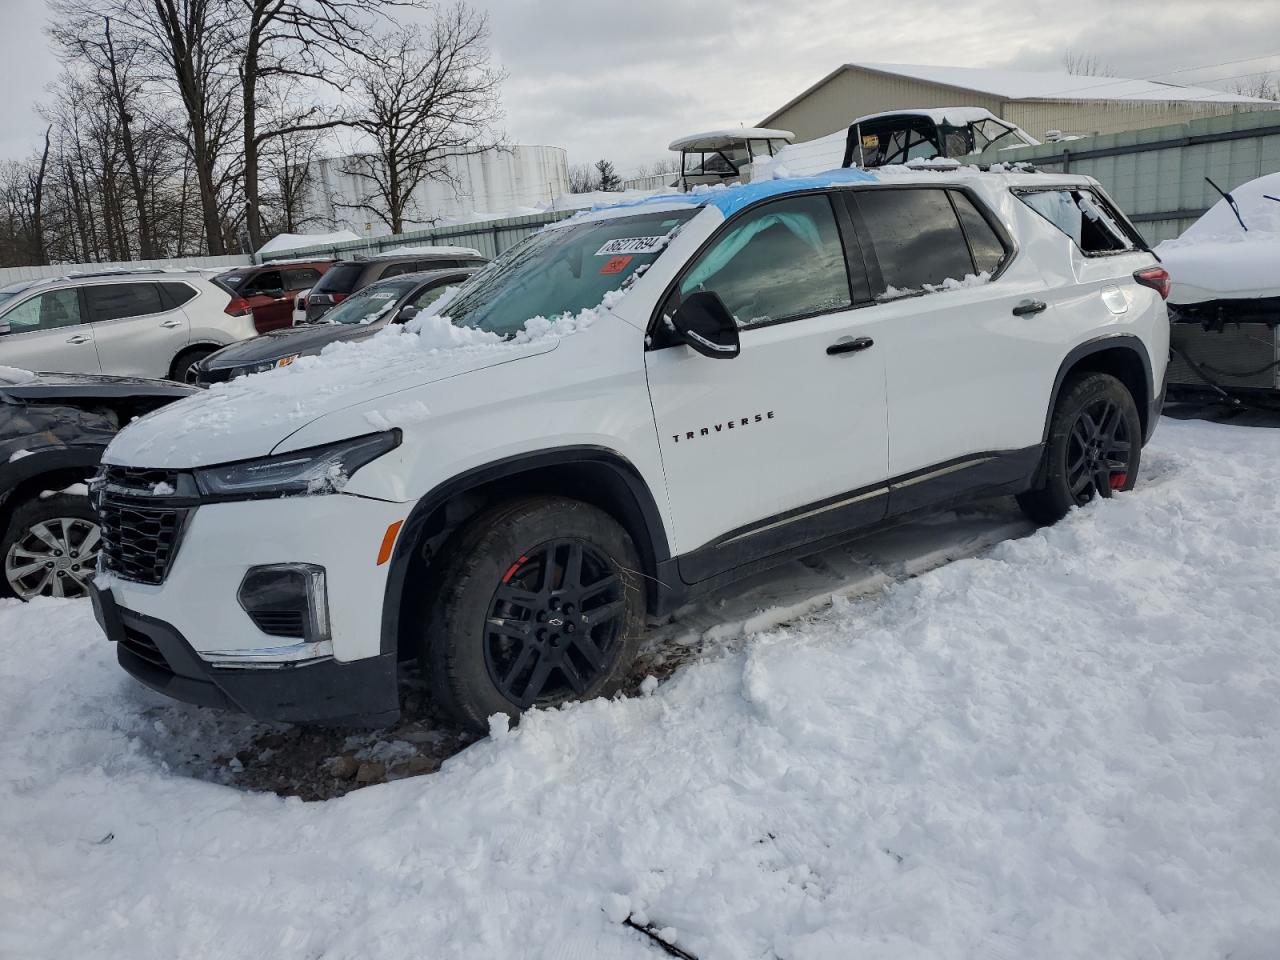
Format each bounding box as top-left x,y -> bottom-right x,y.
484,539 -> 627,708
1066,395 -> 1134,504
421,497 -> 645,732
1017,372 -> 1142,525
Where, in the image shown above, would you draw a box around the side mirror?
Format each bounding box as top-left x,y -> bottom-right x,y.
394,304 -> 419,324
670,292 -> 740,359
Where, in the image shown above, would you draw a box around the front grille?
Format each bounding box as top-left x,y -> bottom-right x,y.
93,466 -> 193,585
1169,322 -> 1280,391
248,610 -> 306,639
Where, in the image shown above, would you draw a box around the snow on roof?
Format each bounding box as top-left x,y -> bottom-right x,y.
376,244 -> 484,258
848,62 -> 1280,105
570,167 -> 879,222
855,106 -> 1019,128
257,230 -> 362,255
668,128 -> 795,151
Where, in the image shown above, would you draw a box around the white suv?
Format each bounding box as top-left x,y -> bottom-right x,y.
89,167 -> 1170,730
0,271 -> 257,381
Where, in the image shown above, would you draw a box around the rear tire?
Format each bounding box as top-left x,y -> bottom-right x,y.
1017,372 -> 1141,525
420,497 -> 645,733
169,346 -> 217,383
1,494 -> 102,600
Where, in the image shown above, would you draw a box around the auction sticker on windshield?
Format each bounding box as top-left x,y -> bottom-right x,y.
596,236 -> 668,256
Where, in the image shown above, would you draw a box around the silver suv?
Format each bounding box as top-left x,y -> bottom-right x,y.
0,271 -> 258,381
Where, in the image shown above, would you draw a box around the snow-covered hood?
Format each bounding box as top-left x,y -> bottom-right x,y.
103,310 -> 588,469
1155,172 -> 1280,304
1157,234 -> 1280,304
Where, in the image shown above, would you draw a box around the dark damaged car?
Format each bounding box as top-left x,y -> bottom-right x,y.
0,368 -> 195,599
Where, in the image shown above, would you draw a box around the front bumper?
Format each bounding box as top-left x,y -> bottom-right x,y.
91,582 -> 400,724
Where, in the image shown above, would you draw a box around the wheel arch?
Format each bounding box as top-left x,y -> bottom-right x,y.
379,446 -> 673,660
1045,335 -> 1155,445
0,448 -> 102,537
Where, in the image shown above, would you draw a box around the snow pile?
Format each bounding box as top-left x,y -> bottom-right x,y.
4,417 -> 1280,958
878,271 -> 992,301
0,365 -> 35,385
1156,172 -> 1280,303
257,230 -> 361,255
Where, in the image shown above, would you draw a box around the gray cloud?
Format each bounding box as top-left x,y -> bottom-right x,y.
3,0 -> 1279,179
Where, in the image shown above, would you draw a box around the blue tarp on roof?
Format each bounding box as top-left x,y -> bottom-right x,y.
589,167 -> 879,218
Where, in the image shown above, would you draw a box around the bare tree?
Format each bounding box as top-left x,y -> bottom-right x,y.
50,0 -> 243,255
341,4 -> 504,233
567,162 -> 597,194
229,0 -> 416,250
633,157 -> 680,179
1233,74 -> 1280,100
1062,51 -> 1117,78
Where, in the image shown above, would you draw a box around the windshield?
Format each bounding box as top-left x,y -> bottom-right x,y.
323,278 -> 419,325
0,281 -> 35,308
444,208 -> 697,337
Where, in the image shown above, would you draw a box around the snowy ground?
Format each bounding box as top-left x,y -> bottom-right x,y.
3,415 -> 1280,959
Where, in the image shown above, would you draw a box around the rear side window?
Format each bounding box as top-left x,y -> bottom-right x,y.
380,261 -> 419,278
85,283 -> 165,322
950,191 -> 1008,275
853,188 -> 977,296
311,262 -> 364,295
1016,188 -> 1137,256
158,282 -> 197,308
283,267 -> 322,289
677,194 -> 853,329
241,270 -> 284,296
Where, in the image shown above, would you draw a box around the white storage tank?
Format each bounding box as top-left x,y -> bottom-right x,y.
299,144 -> 571,236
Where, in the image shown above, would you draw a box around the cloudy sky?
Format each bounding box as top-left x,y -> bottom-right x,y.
2,0 -> 1278,175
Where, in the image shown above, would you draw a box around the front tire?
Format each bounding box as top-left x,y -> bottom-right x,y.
1,494 -> 102,600
1017,372 -> 1141,525
421,497 -> 645,732
169,346 -> 217,383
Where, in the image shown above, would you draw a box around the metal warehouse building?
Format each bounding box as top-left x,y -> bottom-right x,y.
761,62 -> 1279,144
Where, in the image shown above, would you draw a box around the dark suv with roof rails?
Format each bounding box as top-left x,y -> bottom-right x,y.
305,247 -> 489,322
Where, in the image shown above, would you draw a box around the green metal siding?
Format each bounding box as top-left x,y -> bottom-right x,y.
975,110 -> 1280,243
253,209 -> 578,264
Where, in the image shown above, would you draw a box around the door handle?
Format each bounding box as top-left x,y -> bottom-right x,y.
1012,300 -> 1047,317
827,336 -> 874,356
159,319 -> 183,328
65,334 -> 91,344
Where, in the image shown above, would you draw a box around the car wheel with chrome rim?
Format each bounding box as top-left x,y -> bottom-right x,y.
1,494 -> 102,600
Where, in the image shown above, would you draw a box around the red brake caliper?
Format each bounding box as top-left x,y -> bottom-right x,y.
502,555 -> 530,584
1109,473 -> 1128,491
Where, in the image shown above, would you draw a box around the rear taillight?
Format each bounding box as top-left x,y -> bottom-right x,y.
1133,266 -> 1171,300
225,296 -> 254,317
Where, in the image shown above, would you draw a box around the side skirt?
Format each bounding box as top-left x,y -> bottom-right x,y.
655,445 -> 1042,615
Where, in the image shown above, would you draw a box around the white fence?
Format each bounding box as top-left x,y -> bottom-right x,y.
0,254 -> 251,286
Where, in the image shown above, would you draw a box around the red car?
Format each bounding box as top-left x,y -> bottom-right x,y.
213,260 -> 335,333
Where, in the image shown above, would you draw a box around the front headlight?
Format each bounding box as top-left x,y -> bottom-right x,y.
194,431 -> 400,499
241,355 -> 300,377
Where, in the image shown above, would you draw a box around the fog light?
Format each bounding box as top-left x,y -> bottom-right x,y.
237,563 -> 330,642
